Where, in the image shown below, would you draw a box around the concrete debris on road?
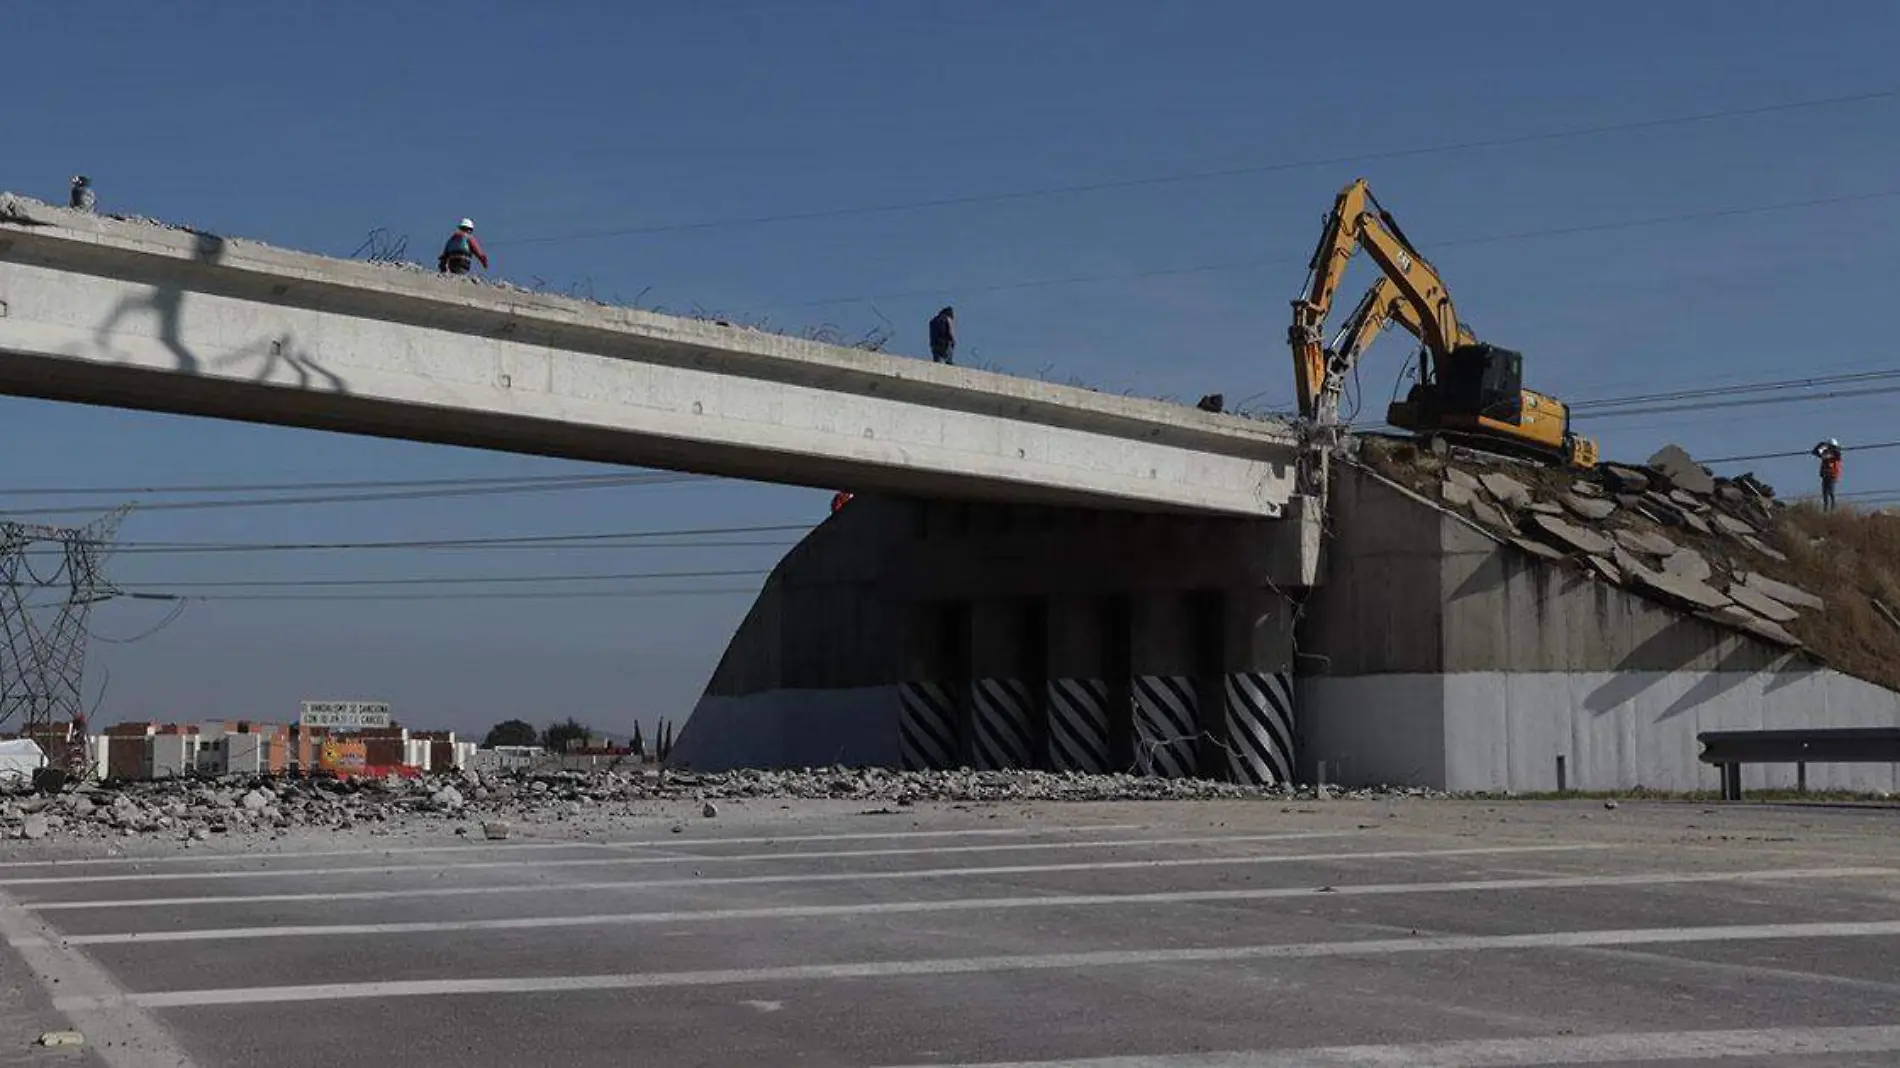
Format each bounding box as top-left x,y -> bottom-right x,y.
1440,480 -> 1476,509
1660,549 -> 1714,584
1479,472 -> 1532,508
1614,529 -> 1678,558
1601,465 -> 1651,495
1739,572 -> 1825,612
1560,493 -> 1616,521
1727,584 -> 1801,624
0,769 -> 1437,844
35,1031 -> 83,1048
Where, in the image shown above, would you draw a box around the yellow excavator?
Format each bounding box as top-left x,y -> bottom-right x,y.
1288,179 -> 1599,469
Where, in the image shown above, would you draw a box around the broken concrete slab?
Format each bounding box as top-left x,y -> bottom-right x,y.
1661,549 -> 1713,584
1628,566 -> 1731,612
1480,472 -> 1532,508
1444,467 -> 1482,492
1529,513 -> 1614,556
1613,546 -> 1649,578
1510,535 -> 1567,562
1440,480 -> 1476,509
1468,498 -> 1512,532
1714,513 -> 1757,538
1682,511 -> 1712,536
1739,534 -> 1787,562
1615,529 -> 1679,557
1570,480 -> 1605,498
1526,500 -> 1565,517
1647,444 -> 1716,496
1727,583 -> 1801,624
1584,555 -> 1622,585
1561,493 -> 1617,521
1668,489 -> 1709,512
1701,606 -> 1802,648
1740,572 -> 1825,612
1614,493 -> 1646,511
1602,465 -> 1652,495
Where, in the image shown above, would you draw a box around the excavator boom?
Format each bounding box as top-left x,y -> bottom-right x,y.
1286,178 -> 1598,469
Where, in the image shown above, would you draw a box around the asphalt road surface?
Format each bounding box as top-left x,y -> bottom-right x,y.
2,796 -> 1899,1066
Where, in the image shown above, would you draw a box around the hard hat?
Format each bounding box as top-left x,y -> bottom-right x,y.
1830,438 -> 1840,448
459,218 -> 475,231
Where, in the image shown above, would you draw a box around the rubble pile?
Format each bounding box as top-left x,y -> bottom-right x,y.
1359,436 -> 1822,650
0,768 -> 1436,843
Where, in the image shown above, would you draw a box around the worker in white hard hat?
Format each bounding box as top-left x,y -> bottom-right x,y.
69,175 -> 95,212
437,218 -> 489,276
1812,438 -> 1843,512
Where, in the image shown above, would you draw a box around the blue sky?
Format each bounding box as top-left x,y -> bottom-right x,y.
2,0 -> 1897,739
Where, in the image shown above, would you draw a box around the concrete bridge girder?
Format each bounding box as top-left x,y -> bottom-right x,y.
0,194 -> 1302,516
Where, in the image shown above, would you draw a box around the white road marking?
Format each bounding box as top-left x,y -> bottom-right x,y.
0,887 -> 200,1068
0,832 -> 1347,887
874,1023 -> 1900,1067
57,920 -> 1900,1010
35,866 -> 1892,947
0,822 -> 1151,869
25,844 -> 1605,911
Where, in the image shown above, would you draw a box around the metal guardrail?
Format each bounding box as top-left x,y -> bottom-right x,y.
1697,728 -> 1900,800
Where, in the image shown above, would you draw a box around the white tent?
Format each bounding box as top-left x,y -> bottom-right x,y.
0,738 -> 46,786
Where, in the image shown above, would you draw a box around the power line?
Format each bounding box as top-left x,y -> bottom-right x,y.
1570,368 -> 1900,413
780,187 -> 1900,308
127,587 -> 761,604
102,522 -> 810,555
112,567 -> 768,590
1573,381 -> 1900,421
0,471 -> 682,498
500,87 -> 1900,246
2,473 -> 707,518
1702,440 -> 1900,464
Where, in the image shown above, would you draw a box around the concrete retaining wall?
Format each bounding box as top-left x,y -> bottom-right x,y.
1297,464 -> 1900,792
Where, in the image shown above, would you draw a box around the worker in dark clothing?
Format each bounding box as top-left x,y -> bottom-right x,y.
1813,438 -> 1843,512
69,175 -> 94,212
928,306 -> 955,365
437,218 -> 489,275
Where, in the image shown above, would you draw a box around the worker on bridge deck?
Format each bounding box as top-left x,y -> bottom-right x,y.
438,218 -> 489,275
1813,438 -> 1843,512
928,306 -> 955,365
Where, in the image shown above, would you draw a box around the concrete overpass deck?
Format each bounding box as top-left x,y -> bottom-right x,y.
0,194 -> 1299,516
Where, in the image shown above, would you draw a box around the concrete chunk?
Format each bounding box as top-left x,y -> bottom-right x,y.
1440,480 -> 1476,509
1584,555 -> 1622,585
1661,549 -> 1713,584
1714,513 -> 1757,538
1615,529 -> 1679,557
1727,583 -> 1800,623
1602,465 -> 1651,494
1561,493 -> 1617,521
1740,572 -> 1825,612
1647,444 -> 1716,496
1529,513 -> 1614,556
1510,535 -> 1566,562
1682,511 -> 1712,536
1467,498 -> 1512,533
1479,472 -> 1532,507
1629,566 -> 1731,612
1526,500 -> 1565,517
1444,467 -> 1482,491
1701,607 -> 1801,648
1570,480 -> 1605,498
1740,534 -> 1787,562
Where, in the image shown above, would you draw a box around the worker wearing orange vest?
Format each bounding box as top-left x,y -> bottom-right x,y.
1813,439 -> 1843,512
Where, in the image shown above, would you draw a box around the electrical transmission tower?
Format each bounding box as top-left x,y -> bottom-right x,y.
0,508 -> 129,753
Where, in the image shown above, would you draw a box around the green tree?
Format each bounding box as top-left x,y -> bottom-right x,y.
482,719 -> 538,747
541,717 -> 593,753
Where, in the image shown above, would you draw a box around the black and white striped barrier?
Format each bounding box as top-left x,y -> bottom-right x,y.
1133,674 -> 1197,778
1047,677 -> 1111,773
898,681 -> 958,771
1225,670 -> 1295,786
972,678 -> 1035,770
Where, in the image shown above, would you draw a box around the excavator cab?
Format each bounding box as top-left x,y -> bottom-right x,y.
1387,343 -> 1523,432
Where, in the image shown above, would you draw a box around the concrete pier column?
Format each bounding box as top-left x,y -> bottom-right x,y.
1046,596 -> 1115,773
1131,592 -> 1203,777
970,598 -> 1043,770
1219,586 -> 1298,785
899,599 -> 970,770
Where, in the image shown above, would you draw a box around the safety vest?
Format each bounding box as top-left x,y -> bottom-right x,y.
1822,453 -> 1842,481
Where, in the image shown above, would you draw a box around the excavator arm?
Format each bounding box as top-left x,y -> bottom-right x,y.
1289,178 -> 1463,424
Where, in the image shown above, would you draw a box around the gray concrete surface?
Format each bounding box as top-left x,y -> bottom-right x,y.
2,799 -> 1899,1066
1299,464 -> 1900,792
0,194 -> 1298,517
